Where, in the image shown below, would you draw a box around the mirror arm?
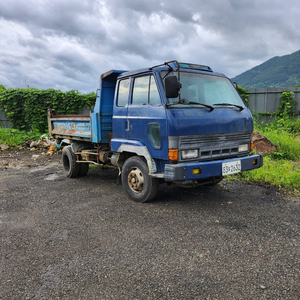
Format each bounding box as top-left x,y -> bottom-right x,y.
160,60 -> 181,101
176,62 -> 181,102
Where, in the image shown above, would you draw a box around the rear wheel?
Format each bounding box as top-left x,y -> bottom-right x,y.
121,156 -> 159,202
62,146 -> 81,178
79,163 -> 89,177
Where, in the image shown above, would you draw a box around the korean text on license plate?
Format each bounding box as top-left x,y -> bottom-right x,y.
222,160 -> 241,176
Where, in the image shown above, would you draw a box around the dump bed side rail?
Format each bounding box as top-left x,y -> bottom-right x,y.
48,109 -> 92,142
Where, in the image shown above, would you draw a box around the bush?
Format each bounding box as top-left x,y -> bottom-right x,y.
276,91 -> 297,118
0,88 -> 96,132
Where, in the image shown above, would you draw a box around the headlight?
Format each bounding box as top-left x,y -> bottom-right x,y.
181,149 -> 199,159
238,144 -> 249,152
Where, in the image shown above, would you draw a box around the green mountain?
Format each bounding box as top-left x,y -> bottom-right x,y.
231,50 -> 300,89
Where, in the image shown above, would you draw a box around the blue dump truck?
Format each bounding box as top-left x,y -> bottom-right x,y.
48,60 -> 263,202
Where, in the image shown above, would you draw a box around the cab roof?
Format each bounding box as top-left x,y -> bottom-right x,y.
113,61 -> 226,80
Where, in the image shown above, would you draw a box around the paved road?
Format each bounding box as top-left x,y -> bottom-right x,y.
0,153 -> 300,299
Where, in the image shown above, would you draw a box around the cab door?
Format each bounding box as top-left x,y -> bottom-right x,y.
127,74 -> 168,160
112,77 -> 131,141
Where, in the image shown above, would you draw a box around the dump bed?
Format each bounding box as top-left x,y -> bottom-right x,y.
48,70 -> 126,144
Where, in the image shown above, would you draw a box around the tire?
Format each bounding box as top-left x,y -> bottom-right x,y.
121,156 -> 159,203
62,146 -> 81,178
79,163 -> 89,177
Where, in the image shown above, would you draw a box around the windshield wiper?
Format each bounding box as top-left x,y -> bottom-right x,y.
166,98 -> 214,111
213,103 -> 244,111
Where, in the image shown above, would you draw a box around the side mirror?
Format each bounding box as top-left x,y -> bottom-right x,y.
232,81 -> 238,89
165,76 -> 181,98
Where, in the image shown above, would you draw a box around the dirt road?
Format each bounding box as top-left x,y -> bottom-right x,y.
0,150 -> 299,299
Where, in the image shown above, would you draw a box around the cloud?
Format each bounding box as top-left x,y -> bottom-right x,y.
0,0 -> 299,91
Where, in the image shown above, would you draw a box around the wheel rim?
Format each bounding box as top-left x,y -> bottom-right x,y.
127,167 -> 144,193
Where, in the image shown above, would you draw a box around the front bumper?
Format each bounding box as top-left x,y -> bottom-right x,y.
164,154 -> 263,182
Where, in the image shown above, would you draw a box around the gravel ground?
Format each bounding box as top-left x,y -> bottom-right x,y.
0,150 -> 300,299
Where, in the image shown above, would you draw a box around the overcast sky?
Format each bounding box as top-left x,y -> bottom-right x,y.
0,0 -> 299,92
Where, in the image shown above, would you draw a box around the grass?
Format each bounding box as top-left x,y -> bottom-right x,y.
232,117 -> 300,194
0,127 -> 42,147
233,156 -> 300,193
258,124 -> 300,161
89,164 -> 110,170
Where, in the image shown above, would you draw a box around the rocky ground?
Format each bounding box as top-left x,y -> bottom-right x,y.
0,148 -> 61,169
0,149 -> 299,299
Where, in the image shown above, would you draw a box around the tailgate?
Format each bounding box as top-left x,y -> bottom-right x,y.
48,110 -> 92,142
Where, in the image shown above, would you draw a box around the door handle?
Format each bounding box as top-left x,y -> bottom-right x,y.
125,119 -> 130,132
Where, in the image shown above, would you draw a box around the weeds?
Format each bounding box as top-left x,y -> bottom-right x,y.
236,156 -> 300,193
235,115 -> 300,194
260,127 -> 300,161
0,127 -> 42,147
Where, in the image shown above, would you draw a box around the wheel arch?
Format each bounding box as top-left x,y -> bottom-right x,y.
113,144 -> 157,174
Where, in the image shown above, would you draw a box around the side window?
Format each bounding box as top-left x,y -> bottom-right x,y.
132,76 -> 149,105
131,75 -> 162,105
149,76 -> 161,105
117,78 -> 130,107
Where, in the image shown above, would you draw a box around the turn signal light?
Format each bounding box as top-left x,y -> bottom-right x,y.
250,141 -> 254,151
168,149 -> 178,162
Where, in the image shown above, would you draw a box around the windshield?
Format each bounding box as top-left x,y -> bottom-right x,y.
162,71 -> 245,108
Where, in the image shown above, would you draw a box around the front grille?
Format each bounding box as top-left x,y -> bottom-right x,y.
179,132 -> 251,161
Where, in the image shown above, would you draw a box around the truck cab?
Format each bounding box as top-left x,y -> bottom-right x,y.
48,61 -> 263,202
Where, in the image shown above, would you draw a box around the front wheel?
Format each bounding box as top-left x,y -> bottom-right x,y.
121,156 -> 159,203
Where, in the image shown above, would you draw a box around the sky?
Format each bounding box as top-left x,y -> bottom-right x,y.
0,0 -> 299,93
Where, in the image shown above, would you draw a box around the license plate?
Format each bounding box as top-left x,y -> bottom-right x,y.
222,160 -> 241,176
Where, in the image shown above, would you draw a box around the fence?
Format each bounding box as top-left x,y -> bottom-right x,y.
1,88 -> 300,129
0,109 -> 11,128
248,87 -> 300,116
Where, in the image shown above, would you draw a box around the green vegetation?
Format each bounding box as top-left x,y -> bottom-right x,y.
276,91 -> 297,119
237,118 -> 300,192
236,85 -> 249,106
233,91 -> 300,193
0,127 -> 42,147
232,49 -> 300,88
0,87 -> 96,132
239,157 -> 300,192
